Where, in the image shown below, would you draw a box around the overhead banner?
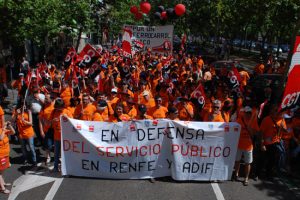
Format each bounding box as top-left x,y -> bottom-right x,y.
61,118 -> 240,181
280,36 -> 300,111
123,25 -> 174,54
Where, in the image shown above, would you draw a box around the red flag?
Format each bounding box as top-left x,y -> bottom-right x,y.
64,47 -> 77,68
280,36 -> 300,111
190,82 -> 206,108
77,44 -> 101,68
122,28 -> 132,58
227,66 -> 244,96
280,64 -> 300,111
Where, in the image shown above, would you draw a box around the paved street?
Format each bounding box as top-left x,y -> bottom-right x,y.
1,142 -> 300,200
1,87 -> 300,200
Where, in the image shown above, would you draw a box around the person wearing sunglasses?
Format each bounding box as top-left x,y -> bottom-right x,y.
205,100 -> 225,122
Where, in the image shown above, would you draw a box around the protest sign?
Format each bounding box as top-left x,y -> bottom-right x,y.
123,25 -> 174,54
61,118 -> 240,181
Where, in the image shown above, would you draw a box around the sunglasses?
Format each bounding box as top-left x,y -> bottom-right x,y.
213,106 -> 220,109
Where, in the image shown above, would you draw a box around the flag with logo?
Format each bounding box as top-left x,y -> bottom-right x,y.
190,82 -> 206,108
280,36 -> 300,111
77,44 -> 101,69
64,47 -> 77,68
122,28 -> 133,58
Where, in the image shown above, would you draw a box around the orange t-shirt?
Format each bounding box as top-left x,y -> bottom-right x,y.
92,113 -> 104,121
61,86 -> 73,107
53,109 -> 73,141
74,104 -> 97,121
39,103 -> 55,132
17,112 -> 35,139
109,114 -> 131,122
149,106 -> 168,119
239,71 -> 250,87
0,129 -> 11,158
260,116 -> 286,145
140,98 -> 156,110
128,106 -> 137,119
205,112 -> 225,122
237,115 -> 253,151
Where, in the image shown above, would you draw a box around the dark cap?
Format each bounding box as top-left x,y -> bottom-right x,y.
97,100 -> 107,108
54,98 -> 65,108
168,107 -> 178,114
154,95 -> 162,100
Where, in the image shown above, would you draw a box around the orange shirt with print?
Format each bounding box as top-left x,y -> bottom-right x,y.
260,116 -> 286,145
17,112 -> 35,139
53,109 -> 73,141
39,103 -> 55,133
0,129 -> 12,158
74,104 -> 96,121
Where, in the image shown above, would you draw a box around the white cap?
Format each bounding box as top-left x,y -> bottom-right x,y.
19,73 -> 24,76
142,90 -> 150,96
111,88 -> 118,93
283,114 -> 292,119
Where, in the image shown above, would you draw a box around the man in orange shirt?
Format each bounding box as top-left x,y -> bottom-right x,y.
148,96 -> 168,119
233,106 -> 255,186
38,94 -> 54,164
205,100 -> 225,122
260,105 -> 287,177
177,98 -> 194,121
140,91 -> 156,110
73,93 -> 96,121
52,98 -> 73,172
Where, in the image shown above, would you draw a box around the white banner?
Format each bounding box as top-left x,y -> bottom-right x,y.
123,25 -> 174,54
61,118 -> 240,181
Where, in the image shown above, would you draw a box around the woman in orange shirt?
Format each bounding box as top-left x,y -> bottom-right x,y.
14,103 -> 36,166
0,122 -> 15,194
109,104 -> 131,122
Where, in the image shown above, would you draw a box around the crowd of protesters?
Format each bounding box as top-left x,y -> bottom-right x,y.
0,46 -> 299,194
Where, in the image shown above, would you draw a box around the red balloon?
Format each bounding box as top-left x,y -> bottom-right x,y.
161,11 -> 167,20
140,1 -> 151,14
130,6 -> 138,14
135,12 -> 143,20
174,4 -> 186,16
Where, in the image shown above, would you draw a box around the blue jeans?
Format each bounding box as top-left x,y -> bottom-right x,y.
54,140 -> 61,170
20,137 -> 37,163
